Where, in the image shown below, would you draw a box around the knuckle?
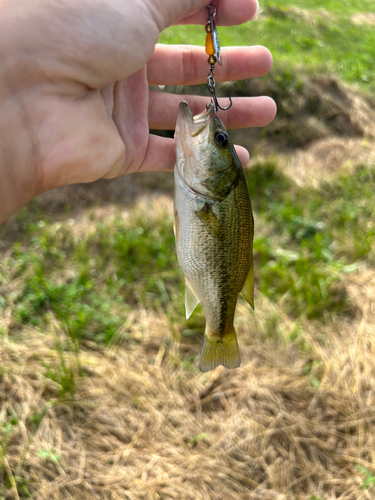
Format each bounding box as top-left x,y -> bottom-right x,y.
181,45 -> 198,85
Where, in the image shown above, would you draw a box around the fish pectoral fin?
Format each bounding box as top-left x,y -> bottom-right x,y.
199,328 -> 240,372
185,278 -> 200,319
173,210 -> 179,245
240,260 -> 255,310
195,204 -> 223,239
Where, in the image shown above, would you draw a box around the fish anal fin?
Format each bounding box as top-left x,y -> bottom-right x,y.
240,259 -> 254,310
185,278 -> 200,319
199,328 -> 240,372
195,204 -> 223,239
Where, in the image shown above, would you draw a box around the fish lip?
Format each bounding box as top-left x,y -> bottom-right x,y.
178,101 -> 194,124
177,101 -> 215,127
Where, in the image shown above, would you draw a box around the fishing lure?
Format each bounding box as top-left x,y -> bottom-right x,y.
205,4 -> 232,112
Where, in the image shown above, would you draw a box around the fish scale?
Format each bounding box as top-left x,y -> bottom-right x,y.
174,101 -> 254,372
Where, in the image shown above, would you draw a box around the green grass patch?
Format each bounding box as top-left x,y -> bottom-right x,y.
3,213 -> 183,346
159,1 -> 375,92
262,0 -> 374,14
247,160 -> 374,318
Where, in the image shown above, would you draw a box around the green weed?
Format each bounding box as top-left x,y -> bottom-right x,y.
0,422 -> 30,498
40,353 -> 77,398
30,403 -> 53,430
186,433 -> 211,445
357,465 -> 375,490
0,422 -> 15,465
37,449 -> 60,464
0,395 -> 53,498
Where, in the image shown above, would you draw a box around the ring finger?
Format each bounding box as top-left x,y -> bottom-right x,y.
149,92 -> 276,129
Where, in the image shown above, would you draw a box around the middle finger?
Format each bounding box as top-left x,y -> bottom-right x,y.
147,44 -> 273,86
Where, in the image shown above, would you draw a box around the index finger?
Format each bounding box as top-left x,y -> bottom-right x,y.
148,45 -> 272,85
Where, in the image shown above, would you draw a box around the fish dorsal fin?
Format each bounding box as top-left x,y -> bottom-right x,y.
240,260 -> 254,310
185,278 -> 200,319
195,204 -> 223,239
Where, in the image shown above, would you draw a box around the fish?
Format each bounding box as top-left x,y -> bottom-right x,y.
174,101 -> 254,372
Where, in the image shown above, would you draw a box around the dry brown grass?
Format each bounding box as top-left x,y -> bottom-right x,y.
282,137 -> 375,187
1,258 -> 375,499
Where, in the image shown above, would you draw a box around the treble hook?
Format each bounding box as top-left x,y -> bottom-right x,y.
211,92 -> 233,113
207,67 -> 233,113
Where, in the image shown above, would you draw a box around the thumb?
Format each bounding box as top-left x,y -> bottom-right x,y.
144,0 -> 209,30
0,0 -> 209,89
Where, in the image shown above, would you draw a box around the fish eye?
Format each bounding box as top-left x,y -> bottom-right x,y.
214,130 -> 229,147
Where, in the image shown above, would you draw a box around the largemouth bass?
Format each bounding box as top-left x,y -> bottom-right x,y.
174,101 -> 254,372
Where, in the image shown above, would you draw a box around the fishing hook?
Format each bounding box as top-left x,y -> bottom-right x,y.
207,66 -> 233,113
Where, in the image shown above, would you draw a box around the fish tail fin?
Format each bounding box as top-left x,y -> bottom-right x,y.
199,327 -> 240,372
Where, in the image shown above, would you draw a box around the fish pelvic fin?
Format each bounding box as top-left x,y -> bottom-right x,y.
199,327 -> 240,372
240,259 -> 255,310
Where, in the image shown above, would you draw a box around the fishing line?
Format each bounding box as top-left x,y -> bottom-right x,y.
205,4 -> 233,112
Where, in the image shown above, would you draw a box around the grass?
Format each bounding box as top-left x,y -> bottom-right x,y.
262,0 -> 374,14
160,0 -> 375,92
1,169 -> 374,497
5,158 -> 372,499
1,161 -> 373,357
4,212 -> 181,347
357,465 -> 375,490
247,160 -> 374,318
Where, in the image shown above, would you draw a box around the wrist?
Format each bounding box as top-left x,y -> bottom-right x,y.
0,5 -> 44,224
0,137 -> 41,228
0,89 -> 42,225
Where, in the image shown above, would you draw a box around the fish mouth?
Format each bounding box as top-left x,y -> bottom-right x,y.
177,101 -> 215,131
175,101 -> 216,199
192,101 -> 215,124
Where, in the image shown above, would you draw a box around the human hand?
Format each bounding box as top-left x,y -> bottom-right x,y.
0,0 -> 276,224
